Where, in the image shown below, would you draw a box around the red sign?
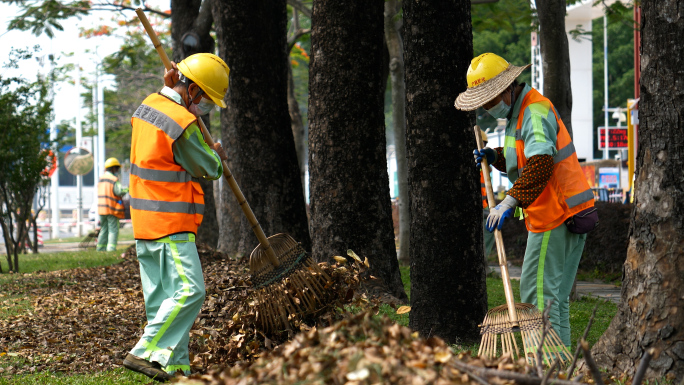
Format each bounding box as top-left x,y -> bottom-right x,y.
598,127 -> 628,150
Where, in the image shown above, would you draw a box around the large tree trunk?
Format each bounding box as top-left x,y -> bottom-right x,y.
308,0 -> 407,302
536,0 -> 574,138
384,0 -> 410,265
171,0 -> 219,248
213,0 -> 311,257
592,1 -> 684,380
403,0 -> 487,344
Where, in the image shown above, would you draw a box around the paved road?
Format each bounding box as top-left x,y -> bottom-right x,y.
490,263 -> 621,304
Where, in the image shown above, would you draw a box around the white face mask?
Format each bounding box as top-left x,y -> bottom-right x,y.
189,98 -> 215,116
486,99 -> 511,120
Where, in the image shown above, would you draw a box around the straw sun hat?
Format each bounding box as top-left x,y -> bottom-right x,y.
454,53 -> 531,111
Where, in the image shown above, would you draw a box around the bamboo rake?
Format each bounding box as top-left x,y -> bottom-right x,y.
474,125 -> 572,366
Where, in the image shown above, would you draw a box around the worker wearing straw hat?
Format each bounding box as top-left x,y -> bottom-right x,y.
455,53 -> 597,348
124,53 -> 229,382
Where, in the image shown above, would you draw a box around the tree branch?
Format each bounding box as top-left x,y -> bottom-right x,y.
580,339 -> 605,385
567,305 -> 597,378
193,0 -> 214,38
286,0 -> 311,18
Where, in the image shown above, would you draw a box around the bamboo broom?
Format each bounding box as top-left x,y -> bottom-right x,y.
474,125 -> 572,366
136,9 -> 329,333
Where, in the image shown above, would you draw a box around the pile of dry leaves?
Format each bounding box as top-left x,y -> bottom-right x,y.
178,312 -> 541,385
0,244 -> 365,376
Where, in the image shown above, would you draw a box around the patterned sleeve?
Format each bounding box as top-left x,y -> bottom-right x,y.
491,147 -> 507,172
506,154 -> 554,208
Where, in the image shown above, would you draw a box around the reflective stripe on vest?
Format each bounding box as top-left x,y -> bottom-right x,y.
98,173 -> 125,219
510,88 -> 594,232
130,93 -> 203,240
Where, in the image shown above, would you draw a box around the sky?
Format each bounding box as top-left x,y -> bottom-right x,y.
0,1 -> 166,128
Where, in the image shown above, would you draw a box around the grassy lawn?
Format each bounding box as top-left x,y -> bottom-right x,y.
378,265 -> 617,352
42,227 -> 135,245
0,251 -> 617,384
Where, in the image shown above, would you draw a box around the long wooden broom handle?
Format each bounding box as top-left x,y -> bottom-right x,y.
136,8 -> 280,267
474,125 -> 519,327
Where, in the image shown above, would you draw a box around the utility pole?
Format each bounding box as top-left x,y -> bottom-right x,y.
75,63 -> 83,237
97,64 -> 106,180
603,14 -> 609,160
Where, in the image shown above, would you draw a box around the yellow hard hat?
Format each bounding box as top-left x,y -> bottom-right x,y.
178,53 -> 230,108
104,157 -> 121,169
454,53 -> 530,111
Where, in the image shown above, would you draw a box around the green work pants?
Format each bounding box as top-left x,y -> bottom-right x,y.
97,215 -> 120,251
520,224 -> 586,347
130,233 -> 205,375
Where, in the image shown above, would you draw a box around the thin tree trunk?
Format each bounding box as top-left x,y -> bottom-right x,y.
287,59 -> 307,191
592,1 -> 684,380
536,0 -> 574,138
308,0 -> 407,302
403,0 -> 487,344
213,0 -> 311,257
384,0 -> 410,265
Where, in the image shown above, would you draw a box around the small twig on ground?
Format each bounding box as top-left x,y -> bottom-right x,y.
541,357 -> 560,385
567,304 -> 598,378
632,348 -> 655,385
572,373 -> 584,382
449,359 -> 586,385
580,339 -> 604,385
223,286 -> 250,292
537,300 -> 554,376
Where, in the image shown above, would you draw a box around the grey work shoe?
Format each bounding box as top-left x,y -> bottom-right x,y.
123,353 -> 173,382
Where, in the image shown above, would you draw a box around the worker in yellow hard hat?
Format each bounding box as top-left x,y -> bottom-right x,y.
124,53 -> 229,381
96,157 -> 128,252
455,53 -> 597,349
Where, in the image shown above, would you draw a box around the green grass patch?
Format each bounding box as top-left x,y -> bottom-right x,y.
0,248 -> 126,276
0,367 -> 150,384
43,227 -> 134,244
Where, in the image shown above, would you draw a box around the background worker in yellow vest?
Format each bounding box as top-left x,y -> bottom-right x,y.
455,53 -> 597,348
96,157 -> 128,251
123,53 -> 229,382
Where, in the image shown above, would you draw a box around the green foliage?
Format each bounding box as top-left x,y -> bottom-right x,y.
6,0 -> 90,38
0,48 -> 56,272
0,367 -> 150,384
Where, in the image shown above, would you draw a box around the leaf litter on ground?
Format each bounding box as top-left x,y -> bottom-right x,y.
0,244 -> 600,384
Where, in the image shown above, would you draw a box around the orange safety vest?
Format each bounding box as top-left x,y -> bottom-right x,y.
98,173 -> 125,219
480,171 -> 488,209
129,93 -> 204,240
510,89 -> 594,233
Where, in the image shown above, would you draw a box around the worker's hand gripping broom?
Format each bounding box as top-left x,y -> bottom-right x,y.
136,9 -> 329,333
474,125 -> 572,366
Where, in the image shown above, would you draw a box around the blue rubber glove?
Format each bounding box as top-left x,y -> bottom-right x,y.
473,148 -> 497,170
486,195 -> 519,232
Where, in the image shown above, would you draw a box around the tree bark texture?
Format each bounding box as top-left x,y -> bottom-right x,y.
171,0 -> 219,248
535,0 -> 574,138
384,0 -> 410,265
403,0 -> 488,344
213,0 -> 311,257
308,0 -> 407,302
592,1 -> 684,380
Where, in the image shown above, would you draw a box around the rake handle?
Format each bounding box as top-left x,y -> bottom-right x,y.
136,8 -> 280,268
474,125 -> 519,327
